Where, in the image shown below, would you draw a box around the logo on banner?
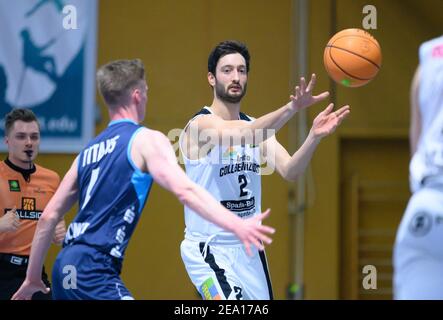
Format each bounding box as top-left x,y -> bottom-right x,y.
0,0 -> 96,152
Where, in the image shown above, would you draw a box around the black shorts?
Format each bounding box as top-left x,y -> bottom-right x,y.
0,253 -> 52,300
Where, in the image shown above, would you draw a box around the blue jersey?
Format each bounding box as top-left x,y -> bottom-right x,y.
64,120 -> 153,260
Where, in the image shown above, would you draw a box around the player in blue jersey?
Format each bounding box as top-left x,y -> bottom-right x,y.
12,59 -> 275,300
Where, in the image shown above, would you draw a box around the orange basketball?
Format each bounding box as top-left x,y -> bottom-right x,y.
324,28 -> 382,87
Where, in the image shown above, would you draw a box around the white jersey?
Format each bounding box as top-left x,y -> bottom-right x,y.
180,106 -> 262,241
410,35 -> 443,192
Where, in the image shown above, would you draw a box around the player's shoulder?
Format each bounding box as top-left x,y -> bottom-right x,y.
134,127 -> 169,148
422,35 -> 443,48
132,128 -> 173,164
136,127 -> 166,139
420,35 -> 443,58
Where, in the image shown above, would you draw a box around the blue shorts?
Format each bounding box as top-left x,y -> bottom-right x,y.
52,243 -> 133,300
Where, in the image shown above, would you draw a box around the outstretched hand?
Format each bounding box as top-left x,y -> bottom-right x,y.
11,278 -> 50,300
311,103 -> 350,138
289,74 -> 330,112
234,209 -> 275,256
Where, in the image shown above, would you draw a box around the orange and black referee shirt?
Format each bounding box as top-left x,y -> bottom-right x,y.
0,159 -> 60,256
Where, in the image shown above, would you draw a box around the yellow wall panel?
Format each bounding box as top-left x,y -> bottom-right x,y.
4,0 -> 441,300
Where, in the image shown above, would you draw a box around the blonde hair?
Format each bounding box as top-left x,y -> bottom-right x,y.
96,59 -> 145,107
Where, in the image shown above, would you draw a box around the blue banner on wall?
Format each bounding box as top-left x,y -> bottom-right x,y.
0,0 -> 97,153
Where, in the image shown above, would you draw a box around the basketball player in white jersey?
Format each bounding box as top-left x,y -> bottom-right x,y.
394,35 -> 443,299
11,59 -> 276,300
180,40 -> 350,300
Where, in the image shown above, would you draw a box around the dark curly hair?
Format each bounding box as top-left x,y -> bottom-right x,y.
208,40 -> 250,75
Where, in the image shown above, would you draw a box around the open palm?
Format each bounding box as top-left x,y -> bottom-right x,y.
311,104 -> 350,138
290,74 -> 330,111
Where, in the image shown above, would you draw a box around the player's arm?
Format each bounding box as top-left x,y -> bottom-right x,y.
132,129 -> 275,255
410,65 -> 421,156
190,74 -> 329,145
12,157 -> 79,300
50,173 -> 67,245
262,103 -> 350,182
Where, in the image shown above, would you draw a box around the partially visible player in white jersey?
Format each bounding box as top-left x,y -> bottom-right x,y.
394,35 -> 443,299
179,40 -> 350,300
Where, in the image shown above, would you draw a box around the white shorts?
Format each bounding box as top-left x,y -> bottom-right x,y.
393,185 -> 443,299
180,238 -> 273,300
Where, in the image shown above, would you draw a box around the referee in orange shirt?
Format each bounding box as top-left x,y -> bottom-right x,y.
0,109 -> 65,300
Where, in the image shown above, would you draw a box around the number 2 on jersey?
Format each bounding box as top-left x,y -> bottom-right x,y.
238,174 -> 248,197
